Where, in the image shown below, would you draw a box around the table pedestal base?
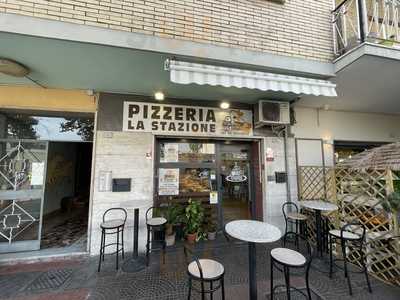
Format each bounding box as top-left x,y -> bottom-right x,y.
248,242 -> 257,300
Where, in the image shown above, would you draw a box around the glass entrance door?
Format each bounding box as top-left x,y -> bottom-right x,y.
218,143 -> 252,225
0,140 -> 48,253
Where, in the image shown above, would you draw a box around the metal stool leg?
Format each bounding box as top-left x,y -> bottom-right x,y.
201,280 -> 205,300
306,267 -> 312,300
116,227 -> 120,270
98,229 -> 104,272
210,281 -> 213,300
342,240 -> 353,295
221,276 -> 225,300
187,277 -> 192,300
162,226 -> 166,265
121,227 -> 125,259
284,266 -> 291,300
362,253 -> 372,293
329,234 -> 333,278
270,259 -> 274,300
146,225 -> 150,266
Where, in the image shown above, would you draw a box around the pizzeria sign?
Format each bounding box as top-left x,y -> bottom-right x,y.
123,101 -> 253,136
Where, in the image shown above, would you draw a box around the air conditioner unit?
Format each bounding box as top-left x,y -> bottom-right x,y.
254,100 -> 290,127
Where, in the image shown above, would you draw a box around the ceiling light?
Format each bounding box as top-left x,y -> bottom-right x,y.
0,59 -> 30,77
154,91 -> 165,101
220,102 -> 230,109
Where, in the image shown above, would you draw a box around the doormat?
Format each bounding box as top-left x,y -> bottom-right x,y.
25,268 -> 73,291
266,287 -> 323,300
41,213 -> 87,249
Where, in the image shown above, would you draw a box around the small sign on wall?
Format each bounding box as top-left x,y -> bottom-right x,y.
266,147 -> 274,162
99,171 -> 112,192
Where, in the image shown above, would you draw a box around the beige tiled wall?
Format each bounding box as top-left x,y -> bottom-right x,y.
0,0 -> 334,62
89,130 -> 154,255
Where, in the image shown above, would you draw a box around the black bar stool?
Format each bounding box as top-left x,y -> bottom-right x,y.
328,222 -> 372,295
145,206 -> 167,266
270,232 -> 314,300
184,245 -> 225,300
282,202 -> 308,247
98,208 -> 127,272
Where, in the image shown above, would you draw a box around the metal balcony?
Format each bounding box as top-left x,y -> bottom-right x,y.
333,0 -> 400,57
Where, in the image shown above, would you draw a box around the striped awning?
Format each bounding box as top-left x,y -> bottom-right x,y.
165,59 -> 337,97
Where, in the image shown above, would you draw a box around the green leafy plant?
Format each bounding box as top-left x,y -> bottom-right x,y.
382,192 -> 400,235
184,199 -> 204,235
163,204 -> 184,235
382,192 -> 400,213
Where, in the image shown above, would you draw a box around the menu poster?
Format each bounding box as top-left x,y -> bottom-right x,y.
162,143 -> 179,162
158,168 -> 179,195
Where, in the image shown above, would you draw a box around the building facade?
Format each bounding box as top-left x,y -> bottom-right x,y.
0,0 -> 400,257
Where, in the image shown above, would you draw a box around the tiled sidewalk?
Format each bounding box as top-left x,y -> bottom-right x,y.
0,239 -> 399,300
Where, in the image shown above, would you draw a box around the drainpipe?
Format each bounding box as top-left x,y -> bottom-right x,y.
358,0 -> 367,43
284,125 -> 291,204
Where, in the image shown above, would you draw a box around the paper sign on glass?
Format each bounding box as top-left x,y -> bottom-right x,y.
159,168 -> 179,195
31,162 -> 45,186
209,191 -> 218,204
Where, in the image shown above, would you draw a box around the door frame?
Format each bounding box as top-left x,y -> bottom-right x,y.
154,136 -> 263,229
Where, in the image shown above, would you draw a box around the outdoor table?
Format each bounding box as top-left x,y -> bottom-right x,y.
300,200 -> 338,257
225,220 -> 281,300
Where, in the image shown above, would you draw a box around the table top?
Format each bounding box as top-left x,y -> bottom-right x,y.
300,200 -> 338,212
225,220 -> 282,243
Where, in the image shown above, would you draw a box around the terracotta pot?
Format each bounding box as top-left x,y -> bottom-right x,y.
207,231 -> 217,240
165,233 -> 176,247
186,233 -> 197,243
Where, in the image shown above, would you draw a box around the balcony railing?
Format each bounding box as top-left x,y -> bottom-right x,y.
333,0 -> 400,56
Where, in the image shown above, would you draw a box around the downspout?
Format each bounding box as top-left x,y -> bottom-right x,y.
284,124 -> 291,203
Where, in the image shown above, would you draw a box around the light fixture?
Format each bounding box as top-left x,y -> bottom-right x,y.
154,91 -> 165,101
0,58 -> 30,77
220,102 -> 230,109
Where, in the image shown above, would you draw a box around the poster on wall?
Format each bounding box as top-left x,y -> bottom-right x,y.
123,101 -> 253,136
161,143 -> 179,162
158,168 -> 179,195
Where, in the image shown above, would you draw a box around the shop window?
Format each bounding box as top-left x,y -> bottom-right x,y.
159,142 -> 215,163
0,112 -> 94,142
180,168 -> 213,194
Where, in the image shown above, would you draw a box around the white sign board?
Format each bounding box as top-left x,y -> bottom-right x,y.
209,191 -> 218,204
31,162 -> 45,186
123,101 -> 253,136
158,168 -> 179,195
161,143 -> 179,163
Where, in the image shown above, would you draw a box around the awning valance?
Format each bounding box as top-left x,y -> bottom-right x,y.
165,59 -> 337,97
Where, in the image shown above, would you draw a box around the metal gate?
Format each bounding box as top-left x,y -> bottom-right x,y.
0,139 -> 48,253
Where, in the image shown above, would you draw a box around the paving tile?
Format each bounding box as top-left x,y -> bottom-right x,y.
1,240 -> 399,300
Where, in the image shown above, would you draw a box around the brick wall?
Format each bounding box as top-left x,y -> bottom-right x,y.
0,0 -> 334,62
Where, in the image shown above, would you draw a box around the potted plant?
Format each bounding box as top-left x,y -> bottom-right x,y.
381,191 -> 400,236
184,199 -> 204,243
207,221 -> 217,240
163,204 -> 183,247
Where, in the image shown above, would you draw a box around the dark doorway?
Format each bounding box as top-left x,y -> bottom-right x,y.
40,142 -> 92,250
219,143 -> 252,224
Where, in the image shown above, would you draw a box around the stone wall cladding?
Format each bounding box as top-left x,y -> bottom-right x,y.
89,130 -> 154,255
0,0 -> 334,62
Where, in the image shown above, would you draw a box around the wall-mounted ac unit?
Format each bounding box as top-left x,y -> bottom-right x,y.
254,100 -> 290,127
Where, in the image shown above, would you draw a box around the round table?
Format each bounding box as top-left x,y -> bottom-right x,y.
225,220 -> 281,300
300,200 -> 338,256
